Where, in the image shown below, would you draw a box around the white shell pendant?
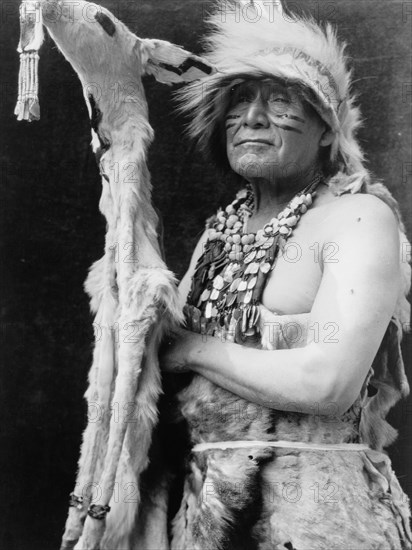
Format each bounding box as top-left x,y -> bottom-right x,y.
200,288 -> 211,302
238,280 -> 248,292
248,262 -> 260,274
244,250 -> 257,264
262,237 -> 275,249
210,288 -> 220,301
205,301 -> 213,319
242,308 -> 249,331
247,276 -> 258,289
286,215 -> 297,227
230,278 -> 241,293
227,316 -> 237,342
252,305 -> 260,325
213,275 -> 224,289
244,289 -> 253,304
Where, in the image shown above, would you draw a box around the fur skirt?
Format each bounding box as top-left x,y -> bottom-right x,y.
170,420 -> 412,550
169,373 -> 412,550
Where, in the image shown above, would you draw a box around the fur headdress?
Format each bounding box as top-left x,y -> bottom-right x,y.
178,0 -> 368,186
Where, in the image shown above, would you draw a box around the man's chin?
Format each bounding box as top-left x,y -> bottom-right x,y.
231,153 -> 280,180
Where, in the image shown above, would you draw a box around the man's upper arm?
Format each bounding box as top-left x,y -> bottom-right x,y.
306,194 -> 401,409
178,229 -> 210,309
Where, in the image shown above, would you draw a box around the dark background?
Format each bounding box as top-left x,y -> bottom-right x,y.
0,0 -> 411,548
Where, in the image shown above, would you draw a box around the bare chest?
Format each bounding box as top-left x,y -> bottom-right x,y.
259,218 -> 336,315
261,240 -> 320,314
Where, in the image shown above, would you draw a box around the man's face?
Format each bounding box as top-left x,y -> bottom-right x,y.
225,79 -> 330,183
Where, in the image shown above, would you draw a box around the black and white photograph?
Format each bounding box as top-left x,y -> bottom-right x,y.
1,0 -> 411,548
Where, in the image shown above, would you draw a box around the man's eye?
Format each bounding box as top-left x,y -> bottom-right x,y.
269,95 -> 289,103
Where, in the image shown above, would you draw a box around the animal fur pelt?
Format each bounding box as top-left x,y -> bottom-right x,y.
15,1 -> 214,549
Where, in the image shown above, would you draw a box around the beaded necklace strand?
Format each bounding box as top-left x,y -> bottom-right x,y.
185,174 -> 323,341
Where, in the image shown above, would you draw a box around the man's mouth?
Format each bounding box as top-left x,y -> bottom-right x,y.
236,139 -> 273,146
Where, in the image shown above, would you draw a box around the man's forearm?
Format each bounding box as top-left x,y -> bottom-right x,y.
188,333 -> 337,415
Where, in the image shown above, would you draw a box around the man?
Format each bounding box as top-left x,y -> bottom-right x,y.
160,1 -> 412,548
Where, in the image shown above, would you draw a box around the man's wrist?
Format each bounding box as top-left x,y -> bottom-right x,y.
185,331 -> 207,372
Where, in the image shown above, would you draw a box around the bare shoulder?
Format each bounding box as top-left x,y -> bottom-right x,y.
308,188 -> 402,285
329,191 -> 398,218
317,190 -> 400,241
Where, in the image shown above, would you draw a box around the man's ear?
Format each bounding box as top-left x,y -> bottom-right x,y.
138,38 -> 216,84
320,126 -> 335,147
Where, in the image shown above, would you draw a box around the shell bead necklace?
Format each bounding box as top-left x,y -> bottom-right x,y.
185,174 -> 323,341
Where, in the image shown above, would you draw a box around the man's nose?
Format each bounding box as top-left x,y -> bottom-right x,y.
243,97 -> 270,128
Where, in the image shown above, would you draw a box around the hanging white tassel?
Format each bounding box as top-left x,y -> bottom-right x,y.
15,1 -> 44,121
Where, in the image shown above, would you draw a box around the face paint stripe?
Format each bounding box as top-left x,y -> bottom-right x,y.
273,122 -> 303,134
285,114 -> 305,123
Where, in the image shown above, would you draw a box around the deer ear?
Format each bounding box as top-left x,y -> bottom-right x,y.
138,38 -> 215,84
